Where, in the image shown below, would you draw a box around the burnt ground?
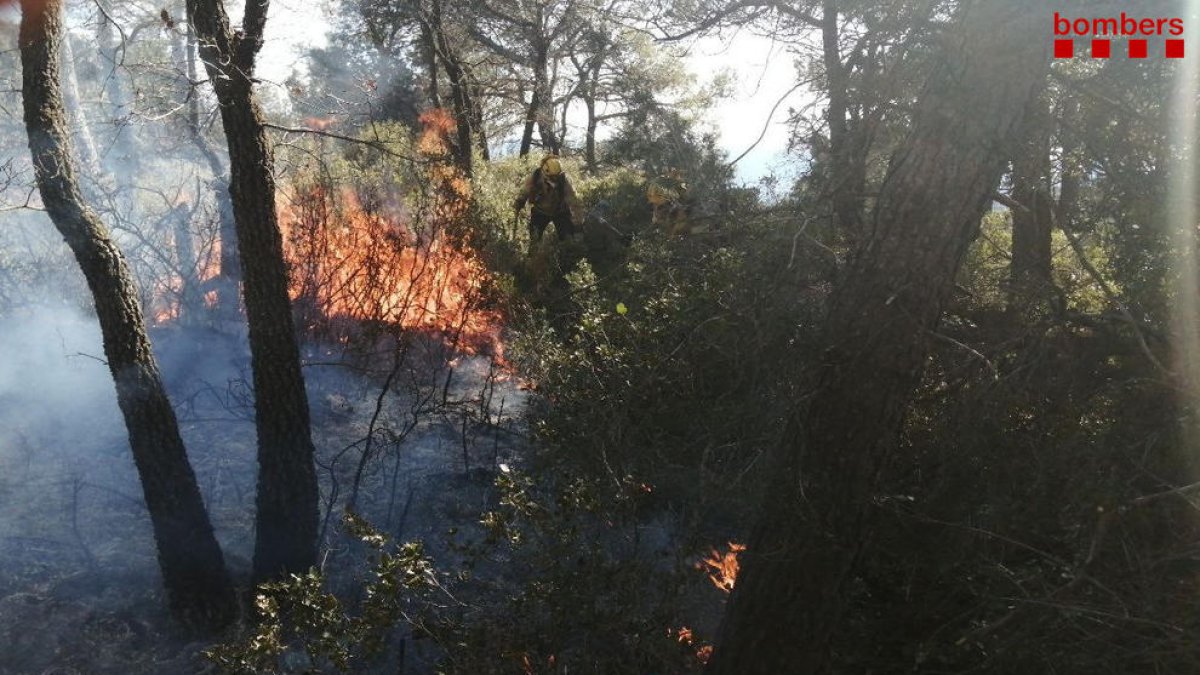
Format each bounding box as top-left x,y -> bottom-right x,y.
0,308 -> 527,674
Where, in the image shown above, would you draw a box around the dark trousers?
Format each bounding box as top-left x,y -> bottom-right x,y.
529,210 -> 576,244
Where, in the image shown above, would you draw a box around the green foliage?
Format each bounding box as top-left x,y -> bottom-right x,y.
209,474 -> 713,674
510,218 -> 825,525
207,513 -> 439,674
959,210 -> 1110,313
441,469 -> 710,674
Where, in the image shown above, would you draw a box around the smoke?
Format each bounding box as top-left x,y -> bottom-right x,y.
0,304 -> 146,561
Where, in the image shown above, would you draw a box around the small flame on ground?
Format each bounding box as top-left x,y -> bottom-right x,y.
698,542 -> 745,593
671,625 -> 713,664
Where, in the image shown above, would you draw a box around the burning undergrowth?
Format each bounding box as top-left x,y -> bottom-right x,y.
278,181 -> 504,361
280,111 -> 507,374
0,113 -> 528,671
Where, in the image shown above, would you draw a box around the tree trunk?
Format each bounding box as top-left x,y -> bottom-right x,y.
423,0 -> 475,176
186,0 -> 320,583
530,39 -> 559,154
1056,98 -> 1082,229
519,87 -> 538,157
1010,93 -> 1054,295
821,0 -> 864,243
471,80 -> 490,161
584,95 -> 598,172
19,0 -> 235,632
420,22 -> 442,109
707,3 -> 1051,672
178,21 -> 241,321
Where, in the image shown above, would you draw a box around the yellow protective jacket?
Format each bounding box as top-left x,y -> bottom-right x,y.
515,169 -> 580,216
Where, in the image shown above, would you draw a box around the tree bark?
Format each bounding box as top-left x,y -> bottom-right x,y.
707,3 -> 1052,672
1010,93 -> 1055,294
19,0 -> 235,632
186,0 -> 320,582
419,21 -> 442,109
177,21 -> 241,321
519,86 -> 538,157
420,0 -> 477,176
471,79 -> 490,160
821,0 -> 862,239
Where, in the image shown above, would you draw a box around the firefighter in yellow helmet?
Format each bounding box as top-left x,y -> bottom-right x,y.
646,168 -> 691,236
513,155 -> 581,247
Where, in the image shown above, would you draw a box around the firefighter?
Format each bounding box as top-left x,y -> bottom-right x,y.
513,155 -> 581,248
646,168 -> 691,236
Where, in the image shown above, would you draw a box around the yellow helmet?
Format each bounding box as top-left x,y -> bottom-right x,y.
541,156 -> 562,176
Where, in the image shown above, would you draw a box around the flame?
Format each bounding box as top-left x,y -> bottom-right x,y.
148,197 -> 223,326
698,542 -> 745,593
277,184 -> 502,357
275,109 -> 503,358
670,625 -> 713,664
145,110 -> 504,363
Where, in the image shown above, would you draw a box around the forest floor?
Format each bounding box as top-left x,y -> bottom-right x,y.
0,312 -> 525,674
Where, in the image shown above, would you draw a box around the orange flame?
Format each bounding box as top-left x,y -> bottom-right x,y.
149,196 -> 223,326
277,184 -> 502,357
671,625 -> 713,664
146,109 -> 503,364
275,109 -> 502,358
698,542 -> 745,593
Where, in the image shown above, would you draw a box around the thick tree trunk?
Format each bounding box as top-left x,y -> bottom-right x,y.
170,203 -> 205,325
534,77 -> 558,153
1056,98 -> 1082,229
438,50 -> 475,175
213,180 -> 241,319
186,0 -> 320,582
707,3 -> 1052,672
528,39 -> 558,154
820,0 -> 869,246
1010,94 -> 1055,294
19,0 -> 235,632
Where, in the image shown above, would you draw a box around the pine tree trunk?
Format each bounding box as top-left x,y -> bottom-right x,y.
178,21 -> 241,322
186,0 -> 320,582
707,3 -> 1053,671
821,0 -> 862,240
19,0 -> 235,632
1010,94 -> 1055,295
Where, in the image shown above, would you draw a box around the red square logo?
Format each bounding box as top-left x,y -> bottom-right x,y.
1167,39 -> 1185,58
1091,39 -> 1110,58
1054,39 -> 1074,59
1129,39 -> 1148,58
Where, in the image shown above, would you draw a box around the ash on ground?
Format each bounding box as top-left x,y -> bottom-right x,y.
0,306 -> 527,674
